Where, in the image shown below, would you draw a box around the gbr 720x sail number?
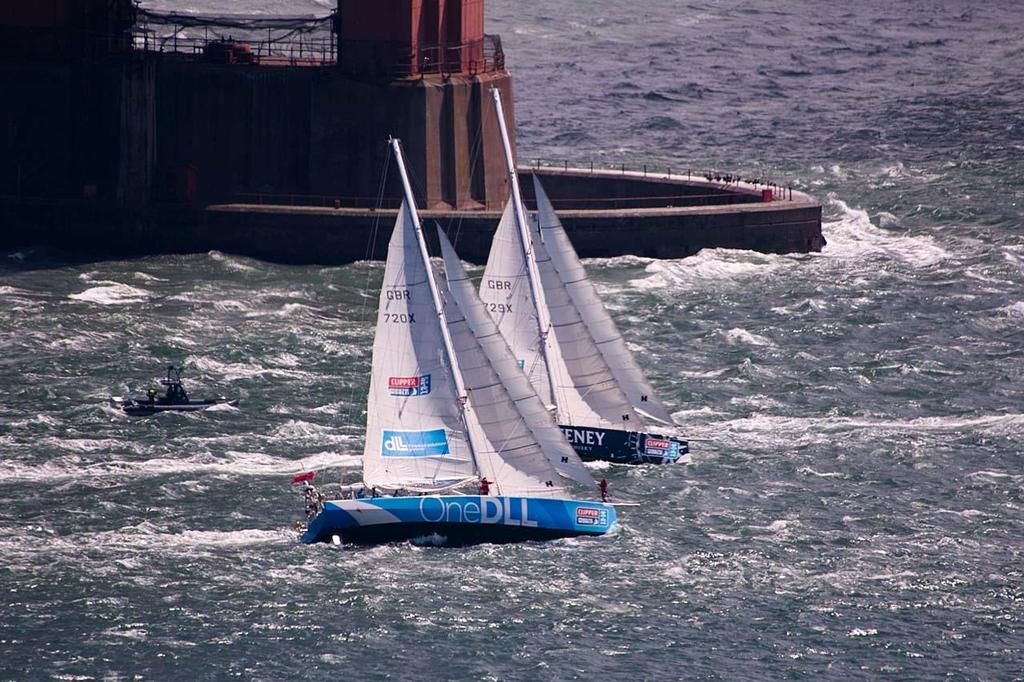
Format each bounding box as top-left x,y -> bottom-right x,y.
384,289 -> 415,323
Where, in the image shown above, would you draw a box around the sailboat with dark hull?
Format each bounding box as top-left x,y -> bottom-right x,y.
480,89 -> 688,465
301,139 -> 615,546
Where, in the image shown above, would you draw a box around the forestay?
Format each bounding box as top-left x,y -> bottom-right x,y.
532,176 -> 676,425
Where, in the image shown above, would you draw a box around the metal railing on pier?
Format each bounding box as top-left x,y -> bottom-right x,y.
131,9 -> 337,66
529,159 -> 797,202
129,9 -> 505,75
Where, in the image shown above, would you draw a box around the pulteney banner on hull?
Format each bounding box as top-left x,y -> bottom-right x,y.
559,424 -> 688,464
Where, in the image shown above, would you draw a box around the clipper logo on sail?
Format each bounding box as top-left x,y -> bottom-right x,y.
388,374 -> 431,397
382,429 -> 450,457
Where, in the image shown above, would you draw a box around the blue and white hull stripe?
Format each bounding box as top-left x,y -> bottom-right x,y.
301,495 -> 616,545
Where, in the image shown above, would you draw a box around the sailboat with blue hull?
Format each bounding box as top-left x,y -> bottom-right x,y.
300,138 -> 615,546
302,495 -> 614,545
480,89 -> 688,466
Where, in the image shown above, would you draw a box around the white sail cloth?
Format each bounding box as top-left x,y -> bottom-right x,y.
363,199 -> 581,499
479,193 -> 663,428
438,228 -> 596,491
362,202 -> 478,491
532,177 -> 676,425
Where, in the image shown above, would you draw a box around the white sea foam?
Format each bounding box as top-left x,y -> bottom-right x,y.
998,302 -> 1024,317
722,327 -> 772,347
581,254 -> 653,268
847,628 -> 878,637
629,249 -> 785,290
685,412 -> 1024,451
822,196 -> 951,268
69,282 -> 151,305
0,525 -> 295,562
207,250 -> 259,272
186,356 -> 316,381
771,298 -> 828,315
213,300 -> 252,313
797,467 -> 846,479
0,450 -> 361,483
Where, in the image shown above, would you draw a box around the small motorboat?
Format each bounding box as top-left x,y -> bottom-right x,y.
111,365 -> 237,416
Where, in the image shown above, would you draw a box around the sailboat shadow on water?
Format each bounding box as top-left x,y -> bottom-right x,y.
301,139 -> 616,546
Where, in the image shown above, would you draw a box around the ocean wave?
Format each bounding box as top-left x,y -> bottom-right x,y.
721,327 -> 773,347
207,250 -> 260,272
0,450 -> 360,483
69,282 -> 151,305
687,412 -> 1024,451
771,298 -> 828,315
822,196 -> 952,268
628,249 -> 786,290
186,355 -> 318,381
0,523 -> 295,561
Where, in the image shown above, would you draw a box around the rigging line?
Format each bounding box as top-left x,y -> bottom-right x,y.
447,94 -> 490,252
346,148 -> 393,425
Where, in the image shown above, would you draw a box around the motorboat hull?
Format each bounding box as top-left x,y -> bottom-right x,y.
300,495 -> 616,546
112,397 -> 237,416
559,424 -> 688,465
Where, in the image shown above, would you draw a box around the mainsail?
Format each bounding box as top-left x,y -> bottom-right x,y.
362,200 -> 478,492
480,88 -> 672,430
363,138 -> 584,499
438,228 -> 596,490
479,200 -> 639,428
532,176 -> 676,426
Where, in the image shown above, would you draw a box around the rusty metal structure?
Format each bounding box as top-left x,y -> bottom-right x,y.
0,0 -> 823,263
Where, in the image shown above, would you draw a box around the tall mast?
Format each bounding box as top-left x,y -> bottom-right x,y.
389,138 -> 482,474
490,88 -> 563,418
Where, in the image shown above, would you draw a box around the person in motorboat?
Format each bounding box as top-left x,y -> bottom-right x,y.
112,364 -> 236,416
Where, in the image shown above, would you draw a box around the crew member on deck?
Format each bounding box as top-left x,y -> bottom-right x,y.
478,478 -> 491,495
599,477 -> 609,502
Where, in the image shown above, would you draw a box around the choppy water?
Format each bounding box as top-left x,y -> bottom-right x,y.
4,1 -> 1024,679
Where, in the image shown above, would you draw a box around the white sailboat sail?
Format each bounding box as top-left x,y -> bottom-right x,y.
362,200 -> 479,492
529,215 -> 643,427
532,176 -> 676,426
480,198 -> 630,426
481,88 -> 642,430
438,228 -> 597,490
436,256 -> 571,499
477,202 -> 557,409
365,138 -> 582,500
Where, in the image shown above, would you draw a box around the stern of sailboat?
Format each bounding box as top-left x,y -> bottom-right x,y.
559,424 -> 689,465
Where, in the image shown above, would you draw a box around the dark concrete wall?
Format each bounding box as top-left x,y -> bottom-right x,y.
145,60 -> 515,208
0,59 -> 824,265
0,58 -> 514,211
0,169 -> 824,264
0,63 -> 122,202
